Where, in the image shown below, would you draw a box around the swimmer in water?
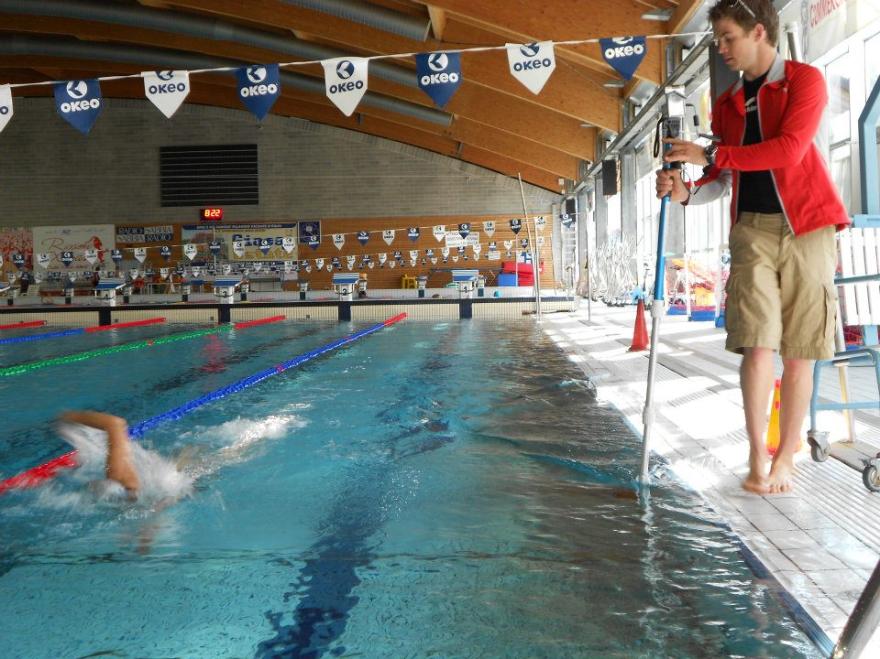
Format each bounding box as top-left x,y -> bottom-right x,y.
57,410 -> 193,505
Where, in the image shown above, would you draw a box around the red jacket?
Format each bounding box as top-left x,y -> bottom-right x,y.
693,54 -> 849,235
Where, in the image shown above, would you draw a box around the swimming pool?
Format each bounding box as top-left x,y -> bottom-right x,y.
0,319 -> 820,657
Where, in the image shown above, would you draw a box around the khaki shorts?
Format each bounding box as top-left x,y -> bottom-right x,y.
725,212 -> 837,360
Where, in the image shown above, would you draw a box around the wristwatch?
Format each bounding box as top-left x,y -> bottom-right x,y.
703,143 -> 719,168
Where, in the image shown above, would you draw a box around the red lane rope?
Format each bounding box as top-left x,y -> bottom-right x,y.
233,315 -> 286,330
0,451 -> 77,495
84,317 -> 166,333
0,320 -> 47,331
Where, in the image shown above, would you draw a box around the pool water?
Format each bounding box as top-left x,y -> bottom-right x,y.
0,320 -> 819,657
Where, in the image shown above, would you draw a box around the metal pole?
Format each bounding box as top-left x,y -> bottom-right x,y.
832,557 -> 880,658
639,88 -> 686,486
518,173 -> 543,321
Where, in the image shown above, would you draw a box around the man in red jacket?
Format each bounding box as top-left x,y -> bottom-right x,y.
656,0 -> 849,494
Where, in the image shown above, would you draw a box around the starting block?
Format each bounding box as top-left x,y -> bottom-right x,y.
332,273 -> 360,301
213,278 -> 241,304
94,278 -> 125,307
451,269 -> 479,299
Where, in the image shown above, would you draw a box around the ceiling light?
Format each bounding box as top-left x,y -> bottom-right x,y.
641,9 -> 673,20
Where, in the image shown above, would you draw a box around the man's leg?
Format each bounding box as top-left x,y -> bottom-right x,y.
767,357 -> 813,492
741,347 -> 775,493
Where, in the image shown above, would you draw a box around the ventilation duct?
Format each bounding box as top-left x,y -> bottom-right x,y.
0,35 -> 451,126
282,0 -> 431,41
0,0 -> 417,88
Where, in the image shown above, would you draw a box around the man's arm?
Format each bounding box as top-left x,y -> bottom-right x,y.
60,411 -> 140,494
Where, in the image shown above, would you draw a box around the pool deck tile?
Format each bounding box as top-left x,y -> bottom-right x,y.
543,303 -> 880,656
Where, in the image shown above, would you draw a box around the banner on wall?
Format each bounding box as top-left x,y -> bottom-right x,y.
0,85 -> 12,134
54,79 -> 103,133
32,224 -> 114,269
600,36 -> 647,81
143,70 -> 190,119
182,223 -> 298,261
506,42 -> 556,94
416,52 -> 462,108
0,227 -> 33,268
322,57 -> 369,116
802,0 -> 879,62
115,225 -> 174,245
299,221 -> 320,246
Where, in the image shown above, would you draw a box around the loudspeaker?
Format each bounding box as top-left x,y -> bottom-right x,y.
564,197 -> 576,216
602,159 -> 618,196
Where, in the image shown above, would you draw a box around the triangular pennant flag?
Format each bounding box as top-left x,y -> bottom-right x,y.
382,229 -> 395,245
259,238 -> 272,255
160,245 -> 172,261
506,42 -> 556,95
357,231 -> 370,246
209,241 -> 221,255
441,246 -> 450,258
560,212 -> 575,228
233,240 -> 245,258
483,221 -> 496,237
222,263 -> 232,275
129,268 -> 140,279
333,233 -> 345,250
159,267 -> 170,279
54,79 -> 102,134
84,248 -> 98,265
535,216 -> 547,231
409,250 -> 419,260
503,240 -> 513,250
282,236 -> 296,254
430,257 -> 438,265
322,57 -> 369,116
315,258 -> 325,270
378,253 -> 387,265
142,70 -> 190,119
472,243 -> 482,256
407,227 -> 420,242
600,36 -> 647,81
12,253 -> 24,270
192,266 -> 203,277
0,85 -> 13,134
236,64 -> 280,120
510,219 -> 522,235
416,52 -> 462,108
110,249 -> 123,264
389,260 -> 396,269
308,235 -> 320,251
37,253 -> 51,269
458,223 -> 470,239
433,225 -> 447,242
133,247 -> 147,263
184,244 -> 198,260
346,255 -> 356,270
252,262 -> 262,273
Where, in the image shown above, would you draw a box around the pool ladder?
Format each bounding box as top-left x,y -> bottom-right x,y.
833,555 -> 880,657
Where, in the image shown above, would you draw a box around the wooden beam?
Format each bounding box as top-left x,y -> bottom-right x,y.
667,0 -> 703,36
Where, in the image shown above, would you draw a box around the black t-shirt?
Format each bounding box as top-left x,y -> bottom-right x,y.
737,72 -> 783,214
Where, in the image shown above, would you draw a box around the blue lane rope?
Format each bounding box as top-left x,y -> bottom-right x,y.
0,328 -> 85,344
128,315 -> 405,438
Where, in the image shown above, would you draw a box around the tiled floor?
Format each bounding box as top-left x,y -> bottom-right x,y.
542,303 -> 880,655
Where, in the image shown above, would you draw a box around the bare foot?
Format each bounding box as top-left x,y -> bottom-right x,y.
767,455 -> 795,494
742,453 -> 769,494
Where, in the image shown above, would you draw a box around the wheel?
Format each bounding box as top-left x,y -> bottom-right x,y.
809,442 -> 829,463
862,465 -> 880,492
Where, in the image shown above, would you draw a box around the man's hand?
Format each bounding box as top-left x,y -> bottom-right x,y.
655,168 -> 689,203
663,138 -> 708,166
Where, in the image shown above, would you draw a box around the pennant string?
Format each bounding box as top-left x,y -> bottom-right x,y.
5,31 -> 711,91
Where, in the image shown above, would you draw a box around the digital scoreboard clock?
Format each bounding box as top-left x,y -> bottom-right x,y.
199,207 -> 223,221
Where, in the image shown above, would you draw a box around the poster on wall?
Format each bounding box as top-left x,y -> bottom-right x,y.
0,227 -> 33,269
800,0 -> 879,62
32,224 -> 115,269
181,223 -> 298,261
115,225 -> 174,245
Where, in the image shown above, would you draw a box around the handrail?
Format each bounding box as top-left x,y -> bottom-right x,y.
831,558 -> 880,658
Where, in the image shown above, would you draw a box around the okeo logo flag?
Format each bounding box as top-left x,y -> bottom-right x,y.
183,244 -> 198,260
333,234 -> 345,250
209,241 -> 221,255
483,221 -> 496,237
416,52 -> 461,108
407,227 -> 420,242
134,247 -> 147,263
433,225 -> 447,242
357,231 -> 370,246
600,36 -> 647,81
506,42 -> 556,95
458,223 -> 470,239
0,85 -> 13,133
143,70 -> 190,118
12,253 -> 24,269
54,79 -> 102,134
61,251 -> 74,267
233,241 -> 245,258
322,57 -> 368,117
110,249 -> 123,264
510,218 -> 522,235
382,230 -> 395,245
160,245 -> 172,260
561,212 -> 575,228
237,65 -> 280,120
37,253 -> 51,269
282,236 -> 296,253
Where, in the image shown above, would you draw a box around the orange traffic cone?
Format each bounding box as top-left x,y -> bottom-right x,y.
765,379 -> 782,455
629,298 -> 649,352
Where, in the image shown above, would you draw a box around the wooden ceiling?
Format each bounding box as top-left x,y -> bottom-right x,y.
0,0 -> 702,192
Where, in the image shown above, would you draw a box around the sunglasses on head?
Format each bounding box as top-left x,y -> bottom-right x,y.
725,0 -> 756,18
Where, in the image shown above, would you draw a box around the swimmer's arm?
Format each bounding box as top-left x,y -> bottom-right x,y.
60,411 -> 140,494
